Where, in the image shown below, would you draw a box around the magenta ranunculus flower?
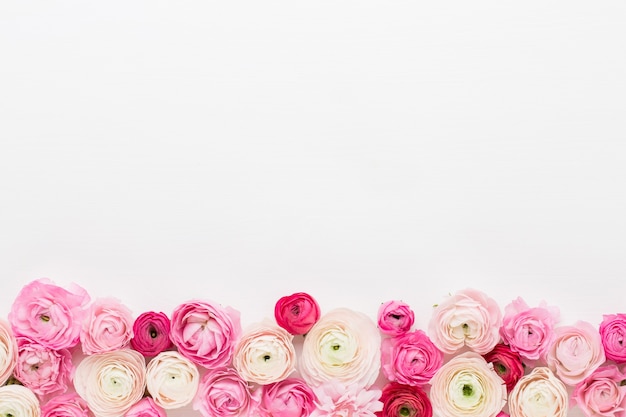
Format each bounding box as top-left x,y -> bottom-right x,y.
14,338 -> 74,397
482,344 -> 524,392
170,300 -> 242,369
599,314 -> 626,363
124,397 -> 166,417
81,298 -> 134,355
274,293 -> 320,335
500,297 -> 559,361
0,318 -> 18,386
381,330 -> 443,386
378,301 -> 415,337
573,364 -> 626,417
377,382 -> 432,417
8,278 -> 90,350
130,312 -> 172,357
193,368 -> 255,417
258,378 -> 317,417
41,393 -> 94,417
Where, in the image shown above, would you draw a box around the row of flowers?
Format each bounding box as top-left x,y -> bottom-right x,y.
0,279 -> 625,417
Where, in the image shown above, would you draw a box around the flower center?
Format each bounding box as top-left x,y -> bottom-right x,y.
462,384 -> 473,397
399,406 -> 411,417
40,314 -> 50,322
332,344 -> 341,351
496,363 -> 507,375
264,355 -> 271,362
149,327 -> 158,338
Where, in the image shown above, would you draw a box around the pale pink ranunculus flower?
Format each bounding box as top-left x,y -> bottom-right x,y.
312,381 -> 382,417
14,338 -> 74,397
146,350 -> 200,410
0,318 -> 18,386
193,368 -> 255,417
258,378 -> 317,417
0,384 -> 41,417
546,321 -> 606,386
233,322 -> 296,385
380,329 -> 443,386
500,297 -> 559,361
377,301 -> 415,337
599,314 -> 626,363
124,397 -> 167,417
73,349 -> 146,417
41,393 -> 94,417
508,367 -> 568,417
572,364 -> 626,417
428,289 -> 502,355
170,300 -> 242,369
9,278 -> 90,350
81,298 -> 134,355
429,352 -> 506,417
299,308 -> 381,389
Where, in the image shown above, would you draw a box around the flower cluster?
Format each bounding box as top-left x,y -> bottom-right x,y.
1,279 -> 625,417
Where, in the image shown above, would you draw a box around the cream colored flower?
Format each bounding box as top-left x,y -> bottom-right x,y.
146,350 -> 200,409
0,318 -> 18,386
0,385 -> 40,417
508,367 -> 568,417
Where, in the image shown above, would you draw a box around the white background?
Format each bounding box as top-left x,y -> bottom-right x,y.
1,2 -> 625,416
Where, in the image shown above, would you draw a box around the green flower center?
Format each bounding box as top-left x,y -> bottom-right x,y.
399,407 -> 411,417
462,384 -> 473,397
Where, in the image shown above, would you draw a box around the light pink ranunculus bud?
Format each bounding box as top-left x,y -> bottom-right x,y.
500,297 -> 559,361
193,368 -> 255,417
124,397 -> 167,417
428,288 -> 503,355
313,380 -> 382,417
0,384 -> 41,417
130,311 -> 172,358
546,321 -> 606,386
573,364 -> 626,417
508,367 -> 568,417
14,338 -> 74,397
81,298 -> 134,355
381,329 -> 443,386
377,301 -> 415,337
599,314 -> 626,363
170,300 -> 242,369
0,318 -> 18,386
146,350 -> 199,410
41,393 -> 94,417
258,378 -> 317,417
8,278 -> 90,350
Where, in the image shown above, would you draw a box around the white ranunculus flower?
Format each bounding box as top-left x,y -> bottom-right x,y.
233,322 -> 296,385
430,352 -> 506,417
74,349 -> 146,417
299,308 -> 381,389
0,319 -> 18,385
146,350 -> 200,409
0,385 -> 40,417
508,367 -> 568,417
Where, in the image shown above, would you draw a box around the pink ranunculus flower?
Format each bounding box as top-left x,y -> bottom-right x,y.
8,278 -> 90,350
508,367 -> 568,417
546,321 -> 606,386
377,301 -> 415,337
258,378 -> 317,417
125,397 -> 167,417
193,368 -> 255,417
274,293 -> 321,335
233,322 -> 296,385
300,308 -> 381,389
312,381 -> 382,417
81,298 -> 134,355
496,413 -> 509,417
377,382 -> 432,417
146,350 -> 200,410
482,344 -> 524,392
500,297 -> 560,361
73,349 -> 146,417
572,364 -> 626,417
599,314 -> 626,363
0,318 -> 18,386
130,312 -> 172,357
0,384 -> 41,417
381,329 -> 443,386
170,300 -> 242,369
428,288 -> 502,355
41,393 -> 94,417
14,338 -> 74,397
429,352 -> 506,417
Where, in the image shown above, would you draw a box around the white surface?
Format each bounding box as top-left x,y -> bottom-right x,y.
1,2 -> 625,416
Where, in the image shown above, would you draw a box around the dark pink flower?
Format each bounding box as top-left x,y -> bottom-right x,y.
381,330 -> 443,386
377,382 -> 432,417
482,343 -> 524,392
599,314 -> 626,363
258,378 -> 317,417
378,301 -> 415,337
130,312 -> 172,357
124,397 -> 167,417
274,293 -> 320,335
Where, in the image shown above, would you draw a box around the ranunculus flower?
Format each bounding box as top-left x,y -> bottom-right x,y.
125,397 -> 167,417
482,344 -> 524,392
299,308 -> 381,389
8,278 -> 90,350
599,314 -> 626,363
377,301 -> 415,337
572,364 -> 626,417
377,382 -> 432,417
313,381 -> 382,417
429,352 -> 506,417
81,298 -> 134,355
274,293 -> 321,335
496,413 -> 509,417
381,330 -> 443,386
233,322 -> 296,385
14,338 -> 74,397
170,300 -> 242,369
0,318 -> 18,386
146,350 -> 199,409
428,288 -> 502,355
500,297 -> 559,361
508,367 -> 568,417
0,384 -> 40,417
41,393 -> 94,417
258,378 -> 317,417
193,368 -> 255,417
73,349 -> 146,417
546,321 -> 606,386
130,312 -> 172,357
